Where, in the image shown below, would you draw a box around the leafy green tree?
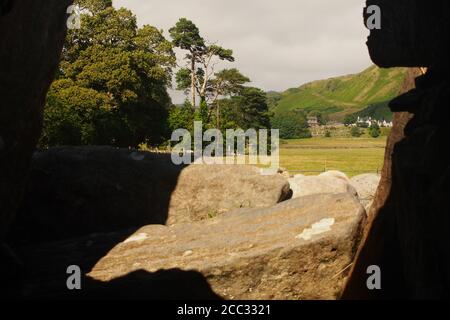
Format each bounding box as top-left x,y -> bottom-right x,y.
210,69 -> 250,98
308,111 -> 327,125
40,79 -> 117,146
271,110 -> 311,139
344,114 -> 357,126
369,122 -> 381,138
215,87 -> 271,132
350,126 -> 363,137
168,101 -> 194,133
233,87 -> 270,130
210,69 -> 250,128
194,100 -> 210,124
42,0 -> 176,148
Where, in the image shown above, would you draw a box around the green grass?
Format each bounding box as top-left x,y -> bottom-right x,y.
271,65 -> 407,121
279,137 -> 387,177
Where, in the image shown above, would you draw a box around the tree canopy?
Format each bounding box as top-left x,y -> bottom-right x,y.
41,0 -> 175,148
41,8 -> 282,149
271,110 -> 311,139
170,18 -> 235,107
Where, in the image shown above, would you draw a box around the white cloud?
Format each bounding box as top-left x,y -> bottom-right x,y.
113,0 -> 372,103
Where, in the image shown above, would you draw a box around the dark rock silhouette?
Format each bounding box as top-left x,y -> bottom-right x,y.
8,147 -> 184,244
77,269 -> 223,300
0,0 -> 72,240
343,0 -> 450,299
0,0 -> 13,16
0,0 -> 73,297
365,0 -> 450,68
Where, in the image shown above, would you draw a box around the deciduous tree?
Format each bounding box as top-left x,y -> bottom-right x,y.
42,0 -> 176,147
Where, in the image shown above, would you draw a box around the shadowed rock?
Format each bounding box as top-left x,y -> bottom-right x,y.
16,193 -> 365,300
0,0 -> 72,240
365,0 -> 450,68
0,0 -> 73,297
344,0 -> 450,299
9,146 -> 291,244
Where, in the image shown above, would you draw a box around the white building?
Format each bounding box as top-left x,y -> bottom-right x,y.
355,116 -> 393,128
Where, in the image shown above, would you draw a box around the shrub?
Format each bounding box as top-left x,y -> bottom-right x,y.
350,126 -> 363,137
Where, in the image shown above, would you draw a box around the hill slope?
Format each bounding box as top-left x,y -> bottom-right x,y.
270,66 -> 407,121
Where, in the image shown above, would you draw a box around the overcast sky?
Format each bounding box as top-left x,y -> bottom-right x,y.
113,0 -> 372,104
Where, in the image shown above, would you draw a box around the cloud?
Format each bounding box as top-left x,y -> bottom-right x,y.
113,0 -> 372,103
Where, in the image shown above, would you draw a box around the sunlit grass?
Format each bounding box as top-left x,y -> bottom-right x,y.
165,137 -> 387,178
279,137 -> 387,177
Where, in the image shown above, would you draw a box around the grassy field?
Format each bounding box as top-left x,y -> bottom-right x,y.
279,137 -> 387,177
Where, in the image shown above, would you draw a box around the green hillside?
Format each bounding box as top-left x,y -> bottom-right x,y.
270,65 -> 407,121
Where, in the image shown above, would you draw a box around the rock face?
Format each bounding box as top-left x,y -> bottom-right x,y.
344,0 -> 450,299
345,68 -> 450,299
9,147 -> 182,244
349,174 -> 381,211
342,68 -> 420,298
318,170 -> 350,182
15,193 -> 366,300
0,0 -> 72,298
167,164 -> 291,225
366,0 -> 450,68
0,0 -> 72,240
289,174 -> 358,200
9,146 -> 291,244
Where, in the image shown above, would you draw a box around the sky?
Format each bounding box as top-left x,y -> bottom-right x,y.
113,0 -> 372,104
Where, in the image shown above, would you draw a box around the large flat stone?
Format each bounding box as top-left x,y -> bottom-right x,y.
16,193 -> 365,300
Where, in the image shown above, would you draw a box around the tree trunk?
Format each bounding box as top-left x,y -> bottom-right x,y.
216,101 -> 220,129
191,56 -> 196,107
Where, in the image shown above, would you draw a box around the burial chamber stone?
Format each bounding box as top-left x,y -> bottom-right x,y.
0,0 -> 73,297
343,0 -> 450,299
365,0 -> 450,68
0,0 -> 72,241
14,193 -> 365,300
